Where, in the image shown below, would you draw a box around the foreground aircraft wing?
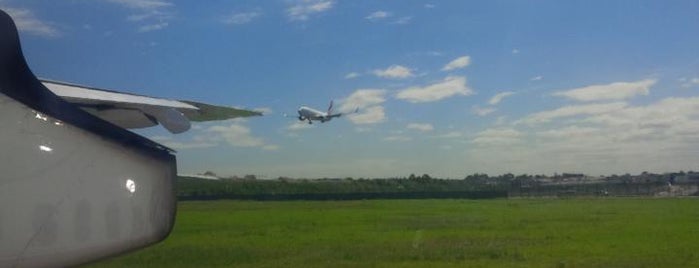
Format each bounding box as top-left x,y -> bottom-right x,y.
0,9 -> 174,267
42,79 -> 262,134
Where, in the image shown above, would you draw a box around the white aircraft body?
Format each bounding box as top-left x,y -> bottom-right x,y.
297,101 -> 356,124
0,9 -> 260,267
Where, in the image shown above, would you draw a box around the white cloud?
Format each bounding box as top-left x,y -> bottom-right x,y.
396,76 -> 474,103
106,0 -> 174,32
472,105 -> 496,116
222,11 -> 261,25
442,56 -> 471,71
126,10 -> 168,21
344,72 -> 360,79
262,145 -> 280,151
150,136 -> 215,150
530,76 -> 543,81
1,7 -> 59,37
552,79 -> 657,102
207,123 -> 266,147
384,135 -> 412,142
365,11 -> 391,20
512,49 -> 520,54
373,65 -> 414,79
339,89 -> 386,111
287,121 -> 315,131
463,96 -> 699,176
339,89 -> 387,125
149,120 -> 275,150
286,0 -> 334,21
472,128 -> 522,146
392,16 -> 412,25
424,4 -> 436,8
437,131 -> 463,139
254,107 -> 273,115
517,102 -> 627,125
347,106 -> 386,124
680,77 -> 699,88
488,91 -> 515,105
107,0 -> 172,9
535,126 -> 601,139
138,22 -> 168,32
406,123 -> 434,132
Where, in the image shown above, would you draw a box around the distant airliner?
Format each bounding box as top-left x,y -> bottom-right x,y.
296,100 -> 357,124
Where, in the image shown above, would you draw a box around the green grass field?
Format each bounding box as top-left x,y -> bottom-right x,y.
88,198 -> 699,268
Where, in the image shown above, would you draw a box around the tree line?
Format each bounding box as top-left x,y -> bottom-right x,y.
177,171 -> 699,201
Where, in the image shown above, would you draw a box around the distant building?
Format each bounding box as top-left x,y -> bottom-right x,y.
674,173 -> 699,184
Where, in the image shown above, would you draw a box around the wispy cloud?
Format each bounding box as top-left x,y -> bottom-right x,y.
106,0 -> 174,32
437,131 -> 463,139
1,7 -> 59,37
348,106 -> 386,124
442,56 -> 471,71
424,4 -> 436,9
517,102 -> 628,125
384,135 -> 412,142
344,72 -> 360,79
472,105 -> 496,116
138,22 -> 168,32
286,0 -> 334,21
365,11 -> 391,20
151,120 -> 276,151
206,123 -> 267,147
396,76 -> 474,103
150,135 -> 216,150
391,16 -> 412,25
373,65 -> 414,79
679,77 -> 699,88
511,48 -> 520,54
472,128 -> 523,146
680,77 -> 699,88
107,0 -> 172,9
339,89 -> 386,111
480,96 -> 699,175
222,11 -> 262,25
254,107 -> 274,115
340,89 -> 387,125
287,121 -> 315,131
530,75 -> 543,81
407,123 -> 434,132
552,79 -> 656,102
488,91 -> 515,105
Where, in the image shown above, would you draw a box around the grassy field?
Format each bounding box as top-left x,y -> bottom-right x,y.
87,198 -> 699,268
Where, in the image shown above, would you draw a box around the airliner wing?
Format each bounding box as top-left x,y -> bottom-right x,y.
42,79 -> 262,134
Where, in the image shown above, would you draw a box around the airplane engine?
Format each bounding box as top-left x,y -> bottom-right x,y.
0,9 -> 176,267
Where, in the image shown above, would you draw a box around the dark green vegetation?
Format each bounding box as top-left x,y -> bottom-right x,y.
176,176 -> 508,201
177,172 -> 699,201
89,199 -> 699,268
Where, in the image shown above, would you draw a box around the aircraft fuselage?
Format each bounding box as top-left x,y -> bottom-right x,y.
297,106 -> 333,123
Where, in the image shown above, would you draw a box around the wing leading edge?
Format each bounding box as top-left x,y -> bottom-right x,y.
41,79 -> 263,134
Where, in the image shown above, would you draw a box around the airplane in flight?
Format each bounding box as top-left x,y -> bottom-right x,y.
0,9 -> 260,267
296,100 -> 358,124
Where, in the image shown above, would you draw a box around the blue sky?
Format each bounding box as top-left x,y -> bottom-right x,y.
4,0 -> 699,178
